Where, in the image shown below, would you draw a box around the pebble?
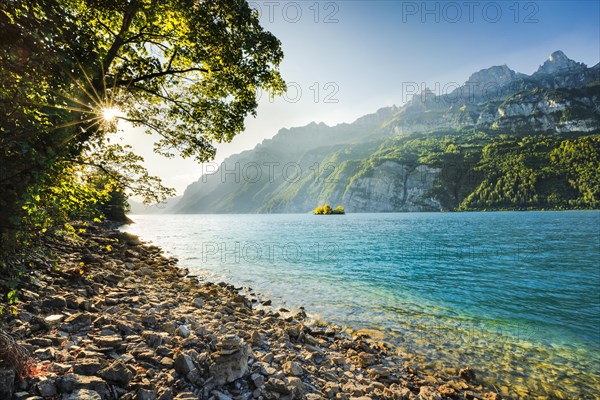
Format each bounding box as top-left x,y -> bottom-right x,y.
44,314 -> 66,324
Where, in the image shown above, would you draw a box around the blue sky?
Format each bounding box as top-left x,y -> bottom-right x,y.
122,0 -> 600,194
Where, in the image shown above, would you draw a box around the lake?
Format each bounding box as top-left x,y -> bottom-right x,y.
122,211 -> 600,399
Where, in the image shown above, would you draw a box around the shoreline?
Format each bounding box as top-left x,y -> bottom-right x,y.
0,224 -> 502,400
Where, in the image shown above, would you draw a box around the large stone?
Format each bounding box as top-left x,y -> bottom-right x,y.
73,359 -> 106,376
283,361 -> 303,376
249,330 -> 263,346
265,377 -> 290,395
357,352 -> 377,367
217,334 -> 241,354
185,367 -> 204,386
45,314 -> 66,325
367,365 -> 390,379
174,353 -> 195,376
43,296 -> 67,310
250,373 -> 264,388
37,377 -> 58,397
49,363 -> 73,374
62,389 -> 102,400
286,377 -> 306,397
28,338 -> 53,347
61,313 -> 92,332
58,375 -> 110,399
135,389 -> 157,400
142,331 -> 164,348
208,342 -> 251,385
192,297 -> 204,308
211,391 -> 233,400
322,382 -> 339,398
175,325 -> 190,338
98,361 -> 132,385
93,335 -> 122,348
0,369 -> 15,399
34,347 -> 56,361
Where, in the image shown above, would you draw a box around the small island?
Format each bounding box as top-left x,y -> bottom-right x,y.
314,204 -> 345,214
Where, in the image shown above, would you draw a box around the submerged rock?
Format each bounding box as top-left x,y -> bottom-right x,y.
459,367 -> 476,382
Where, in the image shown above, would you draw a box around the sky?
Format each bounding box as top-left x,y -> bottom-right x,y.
119,0 -> 600,196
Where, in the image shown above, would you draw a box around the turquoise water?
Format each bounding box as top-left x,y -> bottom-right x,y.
123,211 -> 600,398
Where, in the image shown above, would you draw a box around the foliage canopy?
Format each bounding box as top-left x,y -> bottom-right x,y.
314,204 -> 345,215
0,0 -> 285,247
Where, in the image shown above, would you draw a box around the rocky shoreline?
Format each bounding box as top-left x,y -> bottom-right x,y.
0,224 -> 503,400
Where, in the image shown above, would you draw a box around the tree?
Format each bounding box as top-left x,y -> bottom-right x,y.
322,204 -> 333,214
0,0 -> 285,251
550,137 -> 600,206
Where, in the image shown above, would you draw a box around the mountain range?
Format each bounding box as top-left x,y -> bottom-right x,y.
133,51 -> 599,214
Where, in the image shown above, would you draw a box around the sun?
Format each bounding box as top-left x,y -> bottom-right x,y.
101,107 -> 121,123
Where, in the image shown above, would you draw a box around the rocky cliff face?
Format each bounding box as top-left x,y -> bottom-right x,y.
343,163 -> 441,212
492,85 -> 600,132
173,51 -> 600,214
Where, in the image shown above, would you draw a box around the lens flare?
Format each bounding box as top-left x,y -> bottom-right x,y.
102,107 -> 120,122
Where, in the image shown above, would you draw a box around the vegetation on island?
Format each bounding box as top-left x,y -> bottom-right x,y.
0,0 -> 284,307
314,204 -> 345,214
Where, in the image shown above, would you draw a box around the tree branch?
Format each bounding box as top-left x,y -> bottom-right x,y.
103,1 -> 140,71
115,67 -> 212,86
66,159 -> 133,191
119,117 -> 163,135
166,48 -> 178,71
97,19 -> 117,37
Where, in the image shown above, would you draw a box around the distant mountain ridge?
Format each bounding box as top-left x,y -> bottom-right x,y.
535,50 -> 587,75
170,51 -> 599,214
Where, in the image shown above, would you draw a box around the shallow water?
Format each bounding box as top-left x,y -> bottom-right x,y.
122,211 -> 600,399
